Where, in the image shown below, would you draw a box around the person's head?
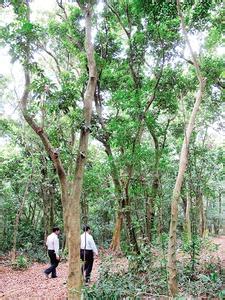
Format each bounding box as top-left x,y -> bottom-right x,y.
83,225 -> 90,233
52,227 -> 60,235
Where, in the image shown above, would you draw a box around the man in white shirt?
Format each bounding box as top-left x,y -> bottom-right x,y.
44,227 -> 60,279
80,225 -> 98,283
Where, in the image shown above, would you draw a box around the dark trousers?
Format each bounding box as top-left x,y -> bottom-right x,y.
80,249 -> 94,282
44,250 -> 59,278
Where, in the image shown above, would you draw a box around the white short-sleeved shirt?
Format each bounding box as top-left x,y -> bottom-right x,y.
80,232 -> 98,255
46,232 -> 59,256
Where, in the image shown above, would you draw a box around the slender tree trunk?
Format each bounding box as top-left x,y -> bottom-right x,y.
146,174 -> 159,242
81,194 -> 89,225
103,142 -> 124,251
49,183 -> 54,232
11,173 -> 32,263
124,184 -> 140,254
197,191 -> 205,237
145,186 -> 154,242
42,183 -> 55,241
94,81 -> 124,251
218,192 -> 222,234
67,4 -> 97,299
110,211 -> 123,251
184,192 -> 192,241
167,1 -> 206,296
41,158 -> 55,240
146,122 -> 170,242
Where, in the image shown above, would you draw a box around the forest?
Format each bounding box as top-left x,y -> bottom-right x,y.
0,0 -> 224,299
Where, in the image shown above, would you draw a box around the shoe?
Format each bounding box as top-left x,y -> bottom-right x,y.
51,276 -> 58,278
44,272 -> 49,279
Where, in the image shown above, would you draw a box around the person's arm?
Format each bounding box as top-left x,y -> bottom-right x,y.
90,236 -> 98,256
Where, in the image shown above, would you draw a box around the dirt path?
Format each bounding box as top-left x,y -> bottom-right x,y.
0,259 -> 100,300
212,236 -> 225,267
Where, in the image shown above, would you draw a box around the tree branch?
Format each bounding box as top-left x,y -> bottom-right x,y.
177,0 -> 202,83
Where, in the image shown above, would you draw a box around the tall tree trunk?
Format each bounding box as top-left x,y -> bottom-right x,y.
41,157 -> 55,240
197,191 -> 205,237
218,192 -> 222,234
145,196 -> 153,241
94,77 -> 124,252
146,174 -> 160,242
81,194 -> 89,225
167,1 -> 206,296
146,118 -> 172,242
42,182 -> 55,241
124,184 -> 140,254
103,142 -> 124,251
110,211 -> 123,251
184,192 -> 192,242
11,173 -> 32,263
67,3 -> 97,299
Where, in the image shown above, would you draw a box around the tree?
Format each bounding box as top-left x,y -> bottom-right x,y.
0,0 -> 97,297
167,0 -> 206,295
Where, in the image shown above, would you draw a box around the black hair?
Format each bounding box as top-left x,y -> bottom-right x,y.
83,225 -> 90,232
52,227 -> 60,232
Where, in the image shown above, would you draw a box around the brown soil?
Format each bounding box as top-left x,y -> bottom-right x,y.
0,259 -> 99,300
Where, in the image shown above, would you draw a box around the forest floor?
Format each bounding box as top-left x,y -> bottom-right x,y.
212,236 -> 225,267
0,236 -> 225,299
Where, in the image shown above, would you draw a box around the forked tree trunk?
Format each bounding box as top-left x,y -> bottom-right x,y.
17,2 -> 96,298
67,3 -> 97,299
167,0 -> 206,296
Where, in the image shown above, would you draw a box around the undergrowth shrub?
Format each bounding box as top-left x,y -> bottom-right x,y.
83,238 -> 224,299
12,254 -> 29,270
21,242 -> 48,263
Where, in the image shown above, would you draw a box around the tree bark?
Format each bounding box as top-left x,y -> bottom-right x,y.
167,1 -> 206,296
110,211 -> 123,251
67,3 -> 97,299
